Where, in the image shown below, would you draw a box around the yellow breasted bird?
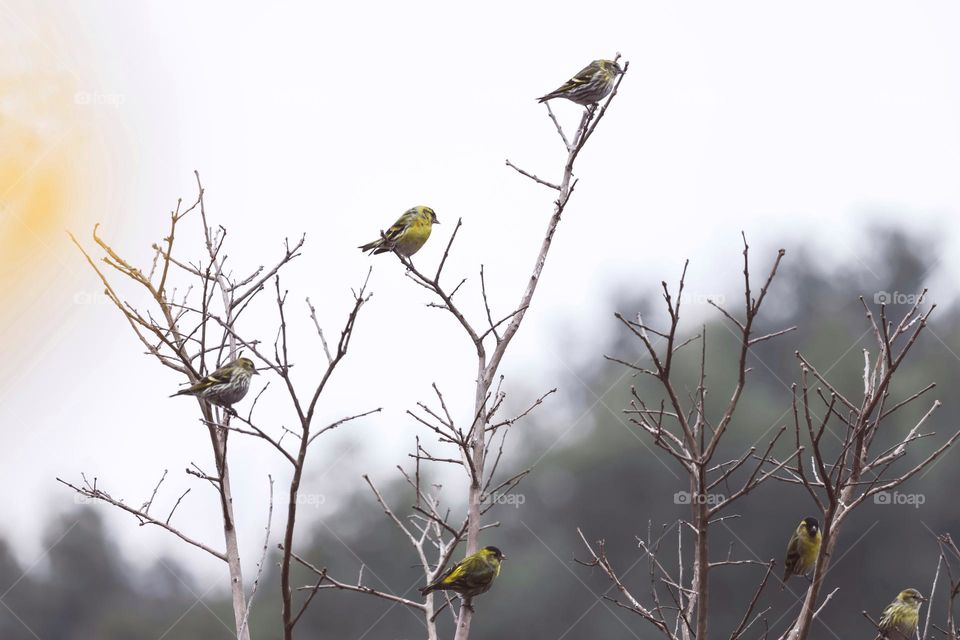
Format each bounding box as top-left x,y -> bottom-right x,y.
781,517 -> 821,587
420,546 -> 505,599
876,588 -> 924,640
359,206 -> 438,257
538,59 -> 624,106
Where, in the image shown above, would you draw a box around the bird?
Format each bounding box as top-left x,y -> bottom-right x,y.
359,206 -> 439,257
420,546 -> 505,600
170,357 -> 259,407
537,59 -> 624,106
876,588 -> 925,640
781,517 -> 821,587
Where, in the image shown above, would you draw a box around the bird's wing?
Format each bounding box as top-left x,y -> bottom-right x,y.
206,363 -> 236,383
438,556 -> 474,586
440,555 -> 493,588
382,211 -> 418,242
877,604 -> 895,631
422,556 -> 465,591
783,533 -> 800,573
176,376 -> 214,395
542,63 -> 597,96
566,62 -> 600,87
382,222 -> 406,242
538,62 -> 605,102
172,363 -> 233,396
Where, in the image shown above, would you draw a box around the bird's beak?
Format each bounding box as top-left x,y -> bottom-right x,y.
500,554 -> 507,560
254,369 -> 261,375
434,219 -> 441,225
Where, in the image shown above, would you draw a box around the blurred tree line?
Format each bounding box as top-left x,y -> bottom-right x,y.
5,227 -> 959,639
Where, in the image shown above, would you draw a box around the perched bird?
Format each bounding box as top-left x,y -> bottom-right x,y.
420,546 -> 505,600
876,588 -> 925,640
537,59 -> 624,106
781,517 -> 821,587
359,206 -> 439,257
170,357 -> 259,407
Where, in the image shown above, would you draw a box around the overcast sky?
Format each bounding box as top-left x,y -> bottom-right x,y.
2,0 -> 960,582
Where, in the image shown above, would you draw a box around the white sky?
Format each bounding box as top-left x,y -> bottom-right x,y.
2,0 -> 960,583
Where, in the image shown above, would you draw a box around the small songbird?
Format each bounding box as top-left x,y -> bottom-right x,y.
170,357 -> 259,407
876,588 -> 925,640
537,59 -> 624,106
781,517 -> 821,587
420,546 -> 505,600
359,206 -> 439,257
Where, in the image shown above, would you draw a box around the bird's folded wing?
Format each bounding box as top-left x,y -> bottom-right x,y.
205,366 -> 236,383
383,222 -> 407,241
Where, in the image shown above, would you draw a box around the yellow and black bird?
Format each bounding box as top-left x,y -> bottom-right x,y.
420,546 -> 505,600
359,206 -> 438,257
876,588 -> 925,640
781,517 -> 821,587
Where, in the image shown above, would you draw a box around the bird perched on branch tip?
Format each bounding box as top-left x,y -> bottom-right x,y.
538,59 -> 623,106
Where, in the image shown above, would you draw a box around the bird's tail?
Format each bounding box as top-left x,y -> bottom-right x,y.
358,239 -> 384,254
419,584 -> 439,596
170,389 -> 192,398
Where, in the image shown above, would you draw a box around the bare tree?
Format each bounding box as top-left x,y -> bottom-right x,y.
59,172 -> 377,639
768,293 -> 959,640
292,56 -> 630,639
577,239 -> 796,640
575,246 -> 960,640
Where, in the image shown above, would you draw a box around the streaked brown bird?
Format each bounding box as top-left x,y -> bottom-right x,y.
538,59 -> 623,106
876,588 -> 924,640
170,357 -> 259,407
